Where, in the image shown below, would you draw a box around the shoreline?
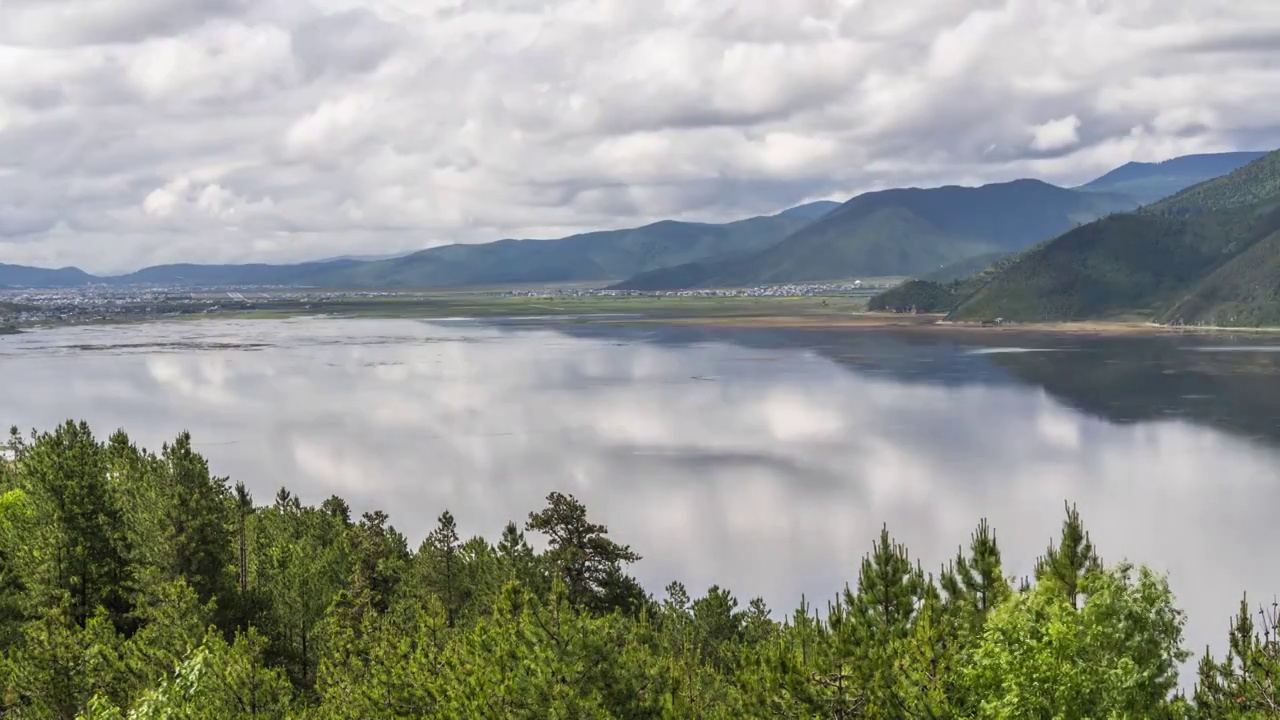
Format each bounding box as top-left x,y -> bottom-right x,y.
641,313 -> 1280,336
6,306 -> 1280,339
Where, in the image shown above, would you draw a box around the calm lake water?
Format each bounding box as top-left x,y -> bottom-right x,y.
3,317 -> 1279,669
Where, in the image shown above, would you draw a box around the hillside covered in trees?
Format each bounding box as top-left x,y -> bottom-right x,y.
0,422 -> 1276,718
870,254 -> 1024,314
945,150 -> 1280,325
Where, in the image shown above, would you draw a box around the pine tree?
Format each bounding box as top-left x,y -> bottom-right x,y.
1195,595 -> 1280,715
347,510 -> 408,615
4,605 -> 126,719
234,483 -> 252,595
895,581 -> 960,718
691,585 -> 743,671
526,492 -> 640,614
319,496 -> 351,525
850,525 -> 925,644
743,597 -> 775,645
497,520 -> 545,599
419,510 -> 462,627
159,433 -> 234,608
252,497 -> 351,692
8,422 -> 132,628
954,518 -> 1008,617
826,525 -> 927,716
1035,501 -> 1101,608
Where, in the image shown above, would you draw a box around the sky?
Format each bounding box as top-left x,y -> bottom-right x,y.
3,0 -> 1280,273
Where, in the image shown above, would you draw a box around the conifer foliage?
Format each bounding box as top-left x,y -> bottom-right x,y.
0,422 -> 1271,718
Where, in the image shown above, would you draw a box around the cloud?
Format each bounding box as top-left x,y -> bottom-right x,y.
1030,115 -> 1083,152
1,0 -> 1280,271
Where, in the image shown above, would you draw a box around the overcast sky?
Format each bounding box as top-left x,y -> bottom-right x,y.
3,0 -> 1280,273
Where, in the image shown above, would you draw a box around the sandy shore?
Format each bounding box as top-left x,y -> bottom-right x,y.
653,313 -> 1280,336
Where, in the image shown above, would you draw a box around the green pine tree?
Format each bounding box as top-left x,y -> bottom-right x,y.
526,492 -> 641,614
1035,501 -> 1101,608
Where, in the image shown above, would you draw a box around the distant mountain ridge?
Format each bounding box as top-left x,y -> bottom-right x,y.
777,200 -> 841,219
0,204 -> 829,289
307,204 -> 836,289
0,264 -> 96,289
1079,151 -> 1268,204
114,260 -> 365,288
614,179 -> 1138,290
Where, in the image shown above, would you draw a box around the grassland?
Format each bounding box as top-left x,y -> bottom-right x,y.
223,293 -> 872,323
218,294 -> 1262,336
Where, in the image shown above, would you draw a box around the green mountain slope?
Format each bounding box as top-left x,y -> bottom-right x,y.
1145,150 -> 1280,217
1079,151 -> 1267,204
867,280 -> 961,313
870,252 -> 1024,313
920,251 -> 1012,283
312,211 -> 817,288
950,151 -> 1280,324
615,180 -> 1137,289
1159,220 -> 1280,326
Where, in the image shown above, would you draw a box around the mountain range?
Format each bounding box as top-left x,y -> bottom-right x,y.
0,202 -> 843,290
947,149 -> 1280,326
0,264 -> 96,288
0,153 -> 1264,291
613,179 -> 1137,290
615,152 -> 1269,291
1076,151 -> 1268,204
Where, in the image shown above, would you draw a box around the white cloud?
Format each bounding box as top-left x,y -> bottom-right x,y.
283,92 -> 379,157
1030,114 -> 1083,152
1,0 -> 1280,272
124,22 -> 297,104
137,176 -> 276,229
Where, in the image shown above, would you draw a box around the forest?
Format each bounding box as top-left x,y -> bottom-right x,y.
0,421 -> 1276,718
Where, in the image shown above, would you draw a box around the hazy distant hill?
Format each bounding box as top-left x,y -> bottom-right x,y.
0,264 -> 97,289
24,203 -> 825,290
776,200 -> 841,219
614,180 -> 1136,290
111,260 -> 363,287
316,253 -> 409,263
1079,151 -> 1267,205
950,150 -> 1280,325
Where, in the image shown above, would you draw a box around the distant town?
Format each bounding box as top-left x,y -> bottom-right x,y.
501,281 -> 881,298
0,281 -> 892,332
0,286 -> 360,331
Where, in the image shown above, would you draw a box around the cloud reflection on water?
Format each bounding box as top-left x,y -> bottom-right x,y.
1,317 -> 1277,674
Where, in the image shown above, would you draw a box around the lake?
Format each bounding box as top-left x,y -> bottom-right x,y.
3,316 -> 1278,670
